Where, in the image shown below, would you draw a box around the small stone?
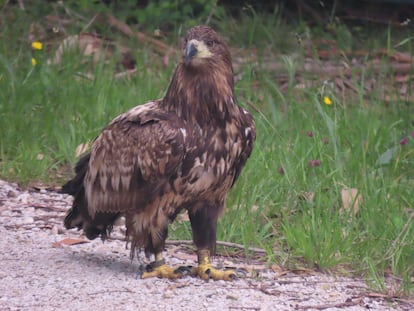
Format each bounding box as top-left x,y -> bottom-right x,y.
23,216 -> 34,224
7,190 -> 17,198
17,193 -> 31,204
25,207 -> 35,214
51,225 -> 59,235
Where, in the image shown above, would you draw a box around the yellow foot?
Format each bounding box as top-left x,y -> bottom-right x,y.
192,263 -> 236,281
141,262 -> 184,279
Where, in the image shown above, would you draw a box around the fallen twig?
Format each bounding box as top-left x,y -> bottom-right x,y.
28,204 -> 67,212
253,61 -> 414,78
205,0 -> 218,25
296,299 -> 361,310
165,239 -> 267,254
366,292 -> 414,306
87,287 -> 135,296
114,68 -> 137,80
99,14 -> 177,57
257,284 -> 282,296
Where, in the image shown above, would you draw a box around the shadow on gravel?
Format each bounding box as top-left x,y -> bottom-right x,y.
64,247 -> 143,278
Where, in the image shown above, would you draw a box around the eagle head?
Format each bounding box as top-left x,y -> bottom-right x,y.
183,25 -> 231,68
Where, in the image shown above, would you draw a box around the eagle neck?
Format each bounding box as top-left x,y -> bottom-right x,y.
163,62 -> 237,126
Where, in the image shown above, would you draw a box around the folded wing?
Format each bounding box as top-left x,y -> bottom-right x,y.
84,101 -> 186,217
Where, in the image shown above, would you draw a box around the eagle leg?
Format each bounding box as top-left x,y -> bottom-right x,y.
188,205 -> 235,281
141,252 -> 184,279
192,249 -> 236,281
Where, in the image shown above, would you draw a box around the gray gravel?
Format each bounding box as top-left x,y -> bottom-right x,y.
0,179 -> 408,311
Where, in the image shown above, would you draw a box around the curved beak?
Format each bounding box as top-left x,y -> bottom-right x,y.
185,42 -> 198,65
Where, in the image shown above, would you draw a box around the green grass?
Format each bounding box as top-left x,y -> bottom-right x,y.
1,2 -> 413,296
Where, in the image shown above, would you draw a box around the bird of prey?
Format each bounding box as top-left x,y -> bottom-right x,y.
62,25 -> 256,281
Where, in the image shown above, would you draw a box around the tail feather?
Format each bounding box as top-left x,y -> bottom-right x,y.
61,153 -> 91,196
63,152 -> 120,240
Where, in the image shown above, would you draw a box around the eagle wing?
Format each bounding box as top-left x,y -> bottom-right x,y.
84,101 -> 186,217
230,107 -> 256,187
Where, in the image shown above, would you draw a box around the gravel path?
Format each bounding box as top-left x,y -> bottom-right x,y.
0,180 -> 409,311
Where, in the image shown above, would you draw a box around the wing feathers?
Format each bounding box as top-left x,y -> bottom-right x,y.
85,101 -> 185,216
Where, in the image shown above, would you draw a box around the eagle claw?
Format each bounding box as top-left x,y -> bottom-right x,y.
140,263 -> 183,279
192,263 -> 236,281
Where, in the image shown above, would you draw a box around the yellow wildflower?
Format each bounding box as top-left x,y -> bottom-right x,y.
31,41 -> 43,50
31,58 -> 37,66
323,96 -> 332,105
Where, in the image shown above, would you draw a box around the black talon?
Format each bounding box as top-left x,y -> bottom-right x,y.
206,268 -> 211,281
174,265 -> 193,274
234,268 -> 247,277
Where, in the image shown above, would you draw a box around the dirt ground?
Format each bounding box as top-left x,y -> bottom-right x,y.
0,179 -> 411,311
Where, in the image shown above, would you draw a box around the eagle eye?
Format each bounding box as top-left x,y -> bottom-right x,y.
206,40 -> 214,47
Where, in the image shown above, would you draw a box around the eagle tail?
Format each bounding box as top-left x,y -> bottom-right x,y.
61,153 -> 90,195
62,153 -> 120,240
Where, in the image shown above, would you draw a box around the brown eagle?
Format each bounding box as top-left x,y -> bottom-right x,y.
62,25 -> 256,281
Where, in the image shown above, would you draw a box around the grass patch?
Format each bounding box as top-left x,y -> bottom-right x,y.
1,2 -> 413,295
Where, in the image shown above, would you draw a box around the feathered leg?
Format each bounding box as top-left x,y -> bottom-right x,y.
189,205 -> 236,281
139,226 -> 188,279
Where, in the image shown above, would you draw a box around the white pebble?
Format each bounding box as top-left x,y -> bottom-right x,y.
23,216 -> 34,224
